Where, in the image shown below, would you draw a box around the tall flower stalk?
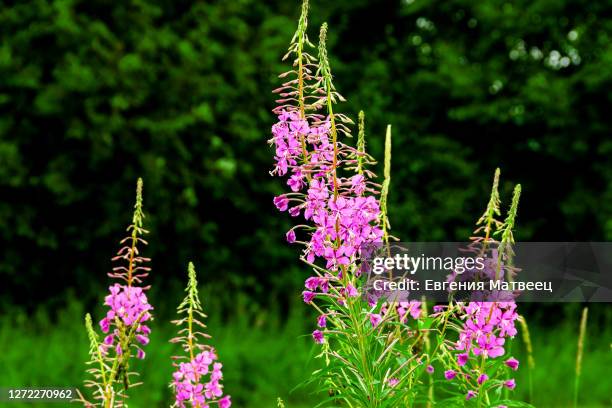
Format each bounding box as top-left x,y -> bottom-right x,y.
434,171 -> 524,406
78,178 -> 154,407
270,3 -> 427,405
170,262 -> 231,408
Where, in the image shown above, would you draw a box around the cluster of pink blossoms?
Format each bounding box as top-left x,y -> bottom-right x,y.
456,301 -> 518,359
272,111 -> 382,266
172,350 -> 231,408
441,301 -> 519,400
99,283 -> 153,358
271,110 -> 390,343
369,300 -> 422,327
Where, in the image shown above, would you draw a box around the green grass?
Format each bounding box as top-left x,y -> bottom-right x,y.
0,300 -> 610,407
510,312 -> 612,408
0,297 -> 320,408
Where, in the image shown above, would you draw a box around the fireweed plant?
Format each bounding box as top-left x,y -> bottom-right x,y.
77,181 -> 231,407
78,179 -> 154,407
270,2 -> 429,406
169,262 -> 231,408
432,170 -> 528,407
269,2 -> 532,407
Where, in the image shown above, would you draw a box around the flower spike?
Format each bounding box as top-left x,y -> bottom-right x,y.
170,263 -> 231,408
80,179 -> 154,407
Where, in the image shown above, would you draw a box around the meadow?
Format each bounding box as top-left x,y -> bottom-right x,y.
1,298 -> 610,407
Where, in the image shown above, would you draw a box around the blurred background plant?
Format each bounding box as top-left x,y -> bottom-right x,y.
0,0 -> 611,407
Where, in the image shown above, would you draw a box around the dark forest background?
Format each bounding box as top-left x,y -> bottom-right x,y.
0,1 -> 611,406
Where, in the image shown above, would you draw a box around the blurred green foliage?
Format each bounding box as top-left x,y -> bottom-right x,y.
0,0 -> 611,310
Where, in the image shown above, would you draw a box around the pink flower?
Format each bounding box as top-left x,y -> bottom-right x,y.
172,351 -> 229,408
136,335 -> 149,345
100,284 -> 153,355
288,173 -> 305,192
387,378 -> 399,387
289,206 -> 301,217
99,318 -> 110,333
345,283 -> 359,298
397,301 -> 421,322
273,195 -> 289,211
504,379 -> 516,390
369,313 -> 382,327
505,357 -> 519,371
466,390 -> 477,400
426,365 -> 434,374
433,305 -> 446,313
312,330 -> 324,344
455,302 -> 520,372
473,334 -> 505,358
478,373 -> 488,385
350,174 -> 366,195
286,230 -> 296,243
319,279 -> 329,293
457,353 -> 468,366
103,284 -> 153,328
304,277 -> 320,290
290,118 -> 309,135
444,370 -> 456,380
302,291 -> 316,303
317,315 -> 327,328
219,396 -> 232,408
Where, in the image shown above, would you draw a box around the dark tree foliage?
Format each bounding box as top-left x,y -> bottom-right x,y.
0,0 -> 610,308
